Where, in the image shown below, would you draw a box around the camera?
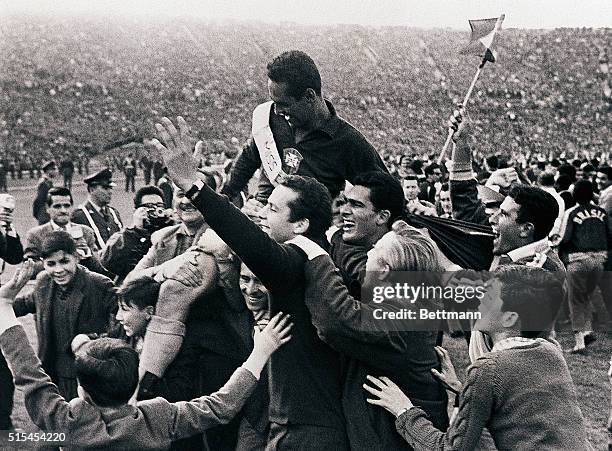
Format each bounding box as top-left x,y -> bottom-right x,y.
143,205 -> 173,232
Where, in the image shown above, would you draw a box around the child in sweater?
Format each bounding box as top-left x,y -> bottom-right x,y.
363,265 -> 593,450
0,259 -> 292,451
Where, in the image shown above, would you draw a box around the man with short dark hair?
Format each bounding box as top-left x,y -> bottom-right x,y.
559,179 -> 610,352
153,116 -> 349,450
221,50 -> 387,205
12,231 -> 116,400
71,168 -> 123,248
304,170 -> 449,450
365,266 -> 592,451
332,171 -> 404,297
446,111 -> 565,360
419,163 -> 442,203
25,186 -> 107,276
101,185 -> 173,280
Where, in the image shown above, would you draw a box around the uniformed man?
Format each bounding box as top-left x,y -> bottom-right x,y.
32,160 -> 56,225
71,168 -> 123,249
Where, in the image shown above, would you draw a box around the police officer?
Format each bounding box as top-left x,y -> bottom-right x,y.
71,168 -> 123,249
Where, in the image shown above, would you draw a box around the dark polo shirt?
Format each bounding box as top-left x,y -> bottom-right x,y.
222,100 -> 388,201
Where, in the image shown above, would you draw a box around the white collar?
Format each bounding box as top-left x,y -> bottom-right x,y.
88,199 -> 105,213
492,336 -> 540,352
50,221 -> 74,231
506,238 -> 550,262
601,184 -> 612,198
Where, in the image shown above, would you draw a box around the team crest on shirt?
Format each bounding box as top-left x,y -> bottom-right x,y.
525,252 -> 547,268
283,148 -> 303,175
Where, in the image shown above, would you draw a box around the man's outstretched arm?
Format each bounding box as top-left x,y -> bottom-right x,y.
0,261 -> 74,433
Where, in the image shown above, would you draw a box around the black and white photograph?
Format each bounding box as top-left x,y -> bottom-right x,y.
0,0 -> 610,449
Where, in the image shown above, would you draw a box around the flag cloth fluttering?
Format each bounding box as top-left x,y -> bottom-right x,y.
405,214 -> 495,270
460,16 -> 504,63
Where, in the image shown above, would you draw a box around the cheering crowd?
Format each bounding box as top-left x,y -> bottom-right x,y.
0,50 -> 610,450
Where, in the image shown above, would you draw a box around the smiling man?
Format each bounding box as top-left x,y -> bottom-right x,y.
446,110 -> 565,361
12,231 -> 116,400
127,172 -> 253,451
221,50 -> 387,204
153,115 -> 349,450
25,186 -> 108,276
332,171 -> 405,299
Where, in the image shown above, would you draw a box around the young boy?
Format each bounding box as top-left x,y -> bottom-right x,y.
12,230 -> 116,400
363,265 -> 593,450
0,260 -> 292,451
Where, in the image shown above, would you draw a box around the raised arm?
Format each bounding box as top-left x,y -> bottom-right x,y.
0,262 -> 73,432
169,313 -> 292,439
152,116 -> 304,292
364,357 -> 494,451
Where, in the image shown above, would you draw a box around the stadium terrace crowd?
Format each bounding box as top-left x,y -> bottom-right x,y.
0,49 -> 610,450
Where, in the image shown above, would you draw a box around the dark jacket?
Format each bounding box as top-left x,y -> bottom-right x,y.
190,184 -> 346,431
12,266 -> 116,380
101,227 -> 152,280
33,177 -> 53,224
71,200 -> 123,248
305,253 -> 448,451
222,100 -> 387,202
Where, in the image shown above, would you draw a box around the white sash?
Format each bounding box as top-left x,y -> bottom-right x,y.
252,101 -> 287,185
80,205 -> 106,249
108,207 -> 123,229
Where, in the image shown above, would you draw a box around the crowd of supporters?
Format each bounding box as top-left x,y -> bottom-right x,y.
0,19 -> 610,451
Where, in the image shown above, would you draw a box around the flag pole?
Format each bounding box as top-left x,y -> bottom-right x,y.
437,14 -> 505,165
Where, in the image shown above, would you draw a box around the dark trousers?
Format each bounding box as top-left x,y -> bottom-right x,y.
197,349 -> 243,451
266,423 -> 349,451
0,352 -> 14,429
125,175 -> 135,192
144,169 -> 152,186
567,252 -> 606,331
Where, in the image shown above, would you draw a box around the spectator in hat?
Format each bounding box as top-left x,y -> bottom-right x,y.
32,160 -> 56,225
71,168 -> 123,249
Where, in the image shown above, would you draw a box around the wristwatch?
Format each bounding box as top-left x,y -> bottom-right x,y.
185,178 -> 206,200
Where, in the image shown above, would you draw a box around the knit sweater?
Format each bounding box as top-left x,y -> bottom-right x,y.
395,339 -> 592,450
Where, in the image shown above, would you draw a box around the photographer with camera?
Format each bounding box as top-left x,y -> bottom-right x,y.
101,186 -> 174,281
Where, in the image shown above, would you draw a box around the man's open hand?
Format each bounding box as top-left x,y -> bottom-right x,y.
150,116 -> 201,191
363,375 -> 413,417
431,346 -> 463,394
253,312 -> 293,358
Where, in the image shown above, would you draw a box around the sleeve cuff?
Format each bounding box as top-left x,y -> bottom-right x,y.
147,315 -> 186,336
